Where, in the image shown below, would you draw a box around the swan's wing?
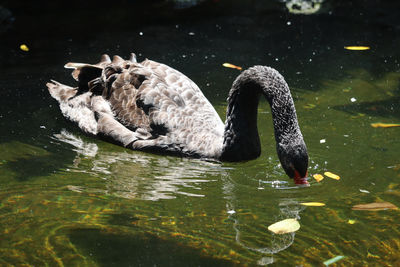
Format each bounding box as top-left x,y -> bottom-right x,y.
48,54 -> 224,157
101,56 -> 216,133
135,61 -> 225,157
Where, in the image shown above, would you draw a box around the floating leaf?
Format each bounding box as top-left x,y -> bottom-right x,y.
352,202 -> 398,211
367,250 -> 380,259
348,219 -> 356,224
324,171 -> 340,180
323,255 -> 345,266
370,122 -> 400,128
313,174 -> 324,182
267,218 -> 300,234
344,46 -> 370,50
391,164 -> 400,171
161,220 -> 176,226
222,63 -> 242,71
300,202 -> 325,207
304,103 -> 316,109
20,44 -> 29,52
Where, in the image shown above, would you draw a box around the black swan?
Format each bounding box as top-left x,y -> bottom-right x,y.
47,54 -> 309,184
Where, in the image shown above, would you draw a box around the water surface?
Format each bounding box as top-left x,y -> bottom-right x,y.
1,1 -> 400,265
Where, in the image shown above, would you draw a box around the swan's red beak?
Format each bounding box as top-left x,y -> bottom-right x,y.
294,169 -> 309,185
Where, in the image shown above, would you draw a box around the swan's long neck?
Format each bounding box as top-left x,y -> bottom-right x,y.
220,66 -> 301,161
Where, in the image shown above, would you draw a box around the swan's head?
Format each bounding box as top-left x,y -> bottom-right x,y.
277,140 -> 309,185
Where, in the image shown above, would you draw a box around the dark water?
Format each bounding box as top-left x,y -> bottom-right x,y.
1,0 -> 400,265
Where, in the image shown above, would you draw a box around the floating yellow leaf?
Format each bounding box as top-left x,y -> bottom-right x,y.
344,46 -> 370,51
300,202 -> 326,207
370,122 -> 400,128
348,219 -> 356,224
268,218 -> 300,234
313,174 -> 324,182
367,251 -> 380,259
161,220 -> 176,226
20,44 -> 29,52
324,171 -> 340,180
229,250 -> 237,256
18,207 -> 30,213
304,103 -> 316,109
222,63 -> 242,71
352,202 -> 398,211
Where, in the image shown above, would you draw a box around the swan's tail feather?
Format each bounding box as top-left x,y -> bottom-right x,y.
46,80 -> 77,102
129,53 -> 137,63
64,53 -> 112,81
112,55 -> 124,64
64,62 -> 91,69
47,80 -> 98,135
100,54 -> 111,64
76,65 -> 103,92
63,54 -> 137,85
64,54 -> 131,93
46,53 -> 139,136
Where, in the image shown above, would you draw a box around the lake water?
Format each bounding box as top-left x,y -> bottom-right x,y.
1,1 -> 400,265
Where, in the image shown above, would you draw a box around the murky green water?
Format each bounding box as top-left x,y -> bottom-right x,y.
1,1 -> 400,265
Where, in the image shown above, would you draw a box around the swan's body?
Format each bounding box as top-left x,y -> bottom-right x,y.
47,54 -> 308,184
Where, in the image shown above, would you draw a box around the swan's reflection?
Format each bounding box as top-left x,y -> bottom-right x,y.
53,129 -> 224,200
221,174 -> 306,262
54,130 -> 306,263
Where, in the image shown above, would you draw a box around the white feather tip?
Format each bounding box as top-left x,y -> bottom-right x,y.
64,62 -> 88,69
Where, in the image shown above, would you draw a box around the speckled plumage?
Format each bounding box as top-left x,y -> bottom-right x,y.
47,53 -> 308,179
